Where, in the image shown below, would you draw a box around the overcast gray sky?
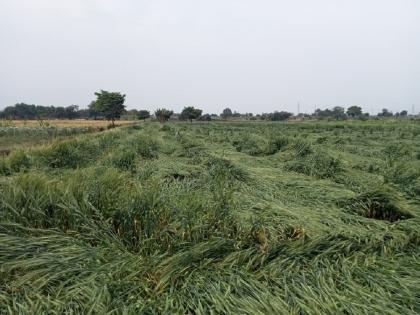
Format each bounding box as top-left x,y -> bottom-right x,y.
1,0 -> 419,114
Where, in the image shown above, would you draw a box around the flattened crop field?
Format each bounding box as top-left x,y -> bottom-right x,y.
1,121 -> 420,314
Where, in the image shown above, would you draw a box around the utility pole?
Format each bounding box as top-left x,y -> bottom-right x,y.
297,101 -> 300,115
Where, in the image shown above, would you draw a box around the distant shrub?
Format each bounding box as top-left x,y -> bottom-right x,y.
155,108 -> 173,123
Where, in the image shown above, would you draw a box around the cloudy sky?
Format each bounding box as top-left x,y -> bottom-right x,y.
0,0 -> 419,114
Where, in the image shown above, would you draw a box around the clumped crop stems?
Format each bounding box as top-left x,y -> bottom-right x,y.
1,121 -> 420,314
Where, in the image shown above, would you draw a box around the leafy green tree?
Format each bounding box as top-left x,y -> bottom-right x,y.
55,107 -> 67,119
0,103 -> 83,120
221,108 -> 233,120
314,108 -> 332,118
180,106 -> 203,122
2,104 -> 27,119
270,111 -> 293,121
359,112 -> 370,121
137,110 -> 150,121
65,105 -> 79,119
332,106 -> 347,120
378,108 -> 393,117
93,90 -> 126,126
154,108 -> 173,123
198,114 -> 212,121
346,106 -> 362,118
88,101 -> 100,119
76,108 -> 89,119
